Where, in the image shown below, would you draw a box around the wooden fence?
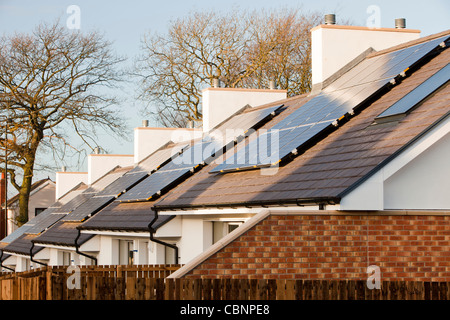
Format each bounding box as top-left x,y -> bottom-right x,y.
0,266 -> 449,300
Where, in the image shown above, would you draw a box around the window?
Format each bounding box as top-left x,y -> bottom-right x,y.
212,221 -> 243,244
35,208 -> 47,216
63,252 -> 71,266
164,245 -> 176,264
119,240 -> 134,265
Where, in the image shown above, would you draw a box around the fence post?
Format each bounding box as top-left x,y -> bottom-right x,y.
46,266 -> 53,301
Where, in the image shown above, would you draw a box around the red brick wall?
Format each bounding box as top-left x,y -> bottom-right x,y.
184,214 -> 450,281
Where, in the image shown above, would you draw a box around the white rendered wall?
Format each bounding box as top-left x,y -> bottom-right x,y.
202,88 -> 287,133
55,172 -> 88,200
28,182 -> 56,219
384,131 -> 450,210
311,25 -> 420,85
177,217 -> 213,264
88,154 -> 134,185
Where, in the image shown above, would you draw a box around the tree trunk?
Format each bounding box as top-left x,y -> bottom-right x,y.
16,159 -> 35,226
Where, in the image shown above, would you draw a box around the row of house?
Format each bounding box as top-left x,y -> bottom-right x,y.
1,17 -> 449,281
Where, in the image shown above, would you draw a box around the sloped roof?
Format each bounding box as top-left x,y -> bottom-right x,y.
78,201 -> 174,232
0,165 -> 131,256
32,221 -> 94,247
153,31 -> 450,210
5,177 -> 54,207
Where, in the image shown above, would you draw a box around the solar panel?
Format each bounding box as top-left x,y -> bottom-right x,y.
376,63 -> 449,121
115,104 -> 283,202
327,35 -> 449,92
117,168 -> 192,202
25,213 -> 66,235
210,35 -> 449,173
95,171 -> 148,197
117,140 -> 218,202
61,195 -> 116,222
53,192 -> 94,214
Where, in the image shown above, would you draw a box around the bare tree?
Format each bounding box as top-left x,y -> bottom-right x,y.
134,7 -> 321,127
0,21 -> 126,226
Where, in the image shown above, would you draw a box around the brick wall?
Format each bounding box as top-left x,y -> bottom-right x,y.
184,214 -> 450,281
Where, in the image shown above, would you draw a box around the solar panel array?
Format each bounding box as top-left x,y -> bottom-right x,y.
118,105 -> 283,202
53,192 -> 96,214
210,35 -> 449,173
25,211 -> 67,235
117,140 -> 220,202
61,195 -> 116,222
376,63 -> 449,121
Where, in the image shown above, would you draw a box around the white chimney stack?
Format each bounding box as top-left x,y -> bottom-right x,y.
87,154 -> 134,185
311,15 -> 421,86
202,87 -> 287,133
55,171 -> 88,199
134,127 -> 202,164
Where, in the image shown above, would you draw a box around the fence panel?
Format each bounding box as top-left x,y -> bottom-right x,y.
1,265 -> 449,300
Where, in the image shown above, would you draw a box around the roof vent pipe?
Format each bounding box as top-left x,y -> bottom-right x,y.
269,80 -> 276,90
142,119 -> 149,127
395,18 -> 406,29
213,78 -> 220,88
324,14 -> 336,25
61,166 -> 66,172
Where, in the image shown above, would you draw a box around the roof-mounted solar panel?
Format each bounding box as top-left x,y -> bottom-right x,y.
210,35 -> 449,174
117,139 -> 221,202
375,63 -> 449,122
25,212 -> 67,235
61,195 -> 116,222
94,171 -> 149,197
116,105 -> 284,202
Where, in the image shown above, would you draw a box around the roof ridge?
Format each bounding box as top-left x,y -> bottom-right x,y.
368,29 -> 450,58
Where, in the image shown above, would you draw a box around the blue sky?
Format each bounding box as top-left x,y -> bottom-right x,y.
0,0 -> 449,181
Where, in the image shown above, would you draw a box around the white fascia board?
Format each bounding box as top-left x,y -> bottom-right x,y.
340,115 -> 450,211
34,243 -> 75,251
80,230 -> 149,237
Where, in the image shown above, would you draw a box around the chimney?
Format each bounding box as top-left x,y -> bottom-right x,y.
311,15 -> 421,86
134,127 -> 202,164
87,154 -> 134,185
202,87 -> 287,132
55,171 -> 88,199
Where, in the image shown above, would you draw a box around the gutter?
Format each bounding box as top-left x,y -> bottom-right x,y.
0,250 -> 15,272
148,211 -> 179,264
30,242 -> 47,267
75,228 -> 97,266
153,196 -> 340,212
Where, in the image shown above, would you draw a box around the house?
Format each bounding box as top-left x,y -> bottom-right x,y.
163,26 -> 450,281
0,181 -> 88,271
1,16 -> 449,283
0,175 -> 56,238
